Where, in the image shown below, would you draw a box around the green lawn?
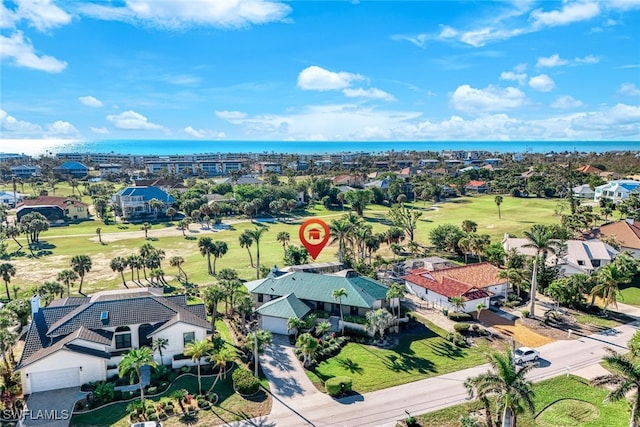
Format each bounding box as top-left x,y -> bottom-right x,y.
619,276 -> 640,306
410,375 -> 629,427
312,319 -> 492,393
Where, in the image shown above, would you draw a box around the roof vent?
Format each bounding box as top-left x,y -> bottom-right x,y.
100,311 -> 109,324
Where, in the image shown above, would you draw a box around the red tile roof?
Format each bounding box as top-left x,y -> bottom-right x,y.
19,196 -> 87,209
596,221 -> 640,250
403,263 -> 504,300
576,165 -> 604,174
466,180 -> 487,187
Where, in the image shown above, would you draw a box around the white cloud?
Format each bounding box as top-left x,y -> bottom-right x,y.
450,84 -> 528,113
106,110 -> 165,131
531,2 -> 600,27
79,0 -> 291,29
78,96 -> 103,108
500,71 -> 527,85
0,31 -> 67,73
297,66 -> 363,91
618,83 -> 640,96
390,33 -> 428,47
439,26 -> 458,39
0,109 -> 42,134
608,0 -> 640,11
184,126 -> 226,138
160,74 -> 201,85
15,0 -> 72,32
536,54 -> 568,67
90,127 -> 110,134
1,2 -> 16,28
342,87 -> 396,102
551,95 -> 584,109
215,110 -> 248,121
575,55 -> 600,64
529,74 -> 555,92
459,27 -> 525,47
46,120 -> 78,135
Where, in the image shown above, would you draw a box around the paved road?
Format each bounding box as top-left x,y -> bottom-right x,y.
246,321 -> 639,427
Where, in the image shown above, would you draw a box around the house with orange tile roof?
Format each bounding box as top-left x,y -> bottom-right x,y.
592,219 -> 640,258
465,180 -> 488,193
402,263 -> 508,313
576,164 -> 604,175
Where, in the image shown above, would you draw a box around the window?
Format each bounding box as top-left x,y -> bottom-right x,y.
577,260 -> 585,266
257,294 -> 263,303
183,332 -> 195,346
316,301 -> 324,311
115,326 -> 131,349
350,306 -> 358,316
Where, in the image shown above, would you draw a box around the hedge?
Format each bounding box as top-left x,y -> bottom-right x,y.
325,376 -> 353,397
232,367 -> 260,395
453,322 -> 470,333
448,312 -> 473,321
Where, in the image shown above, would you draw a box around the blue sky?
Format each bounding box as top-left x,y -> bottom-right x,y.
1,0 -> 639,147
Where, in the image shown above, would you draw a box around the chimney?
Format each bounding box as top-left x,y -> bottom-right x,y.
30,294 -> 41,315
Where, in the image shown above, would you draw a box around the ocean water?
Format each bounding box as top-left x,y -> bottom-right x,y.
3,139 -> 640,156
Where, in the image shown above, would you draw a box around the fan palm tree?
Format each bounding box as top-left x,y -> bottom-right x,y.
126,254 -> 142,283
234,289 -> 254,330
315,321 -> 331,339
591,263 -> 632,312
0,263 -> 16,301
495,195 -> 503,219
95,227 -> 103,245
449,295 -> 465,312
118,347 -> 157,408
184,339 -> 213,394
386,283 -> 404,323
152,337 -> 169,365
211,241 -> 228,275
110,256 -> 128,288
239,230 -> 255,268
57,269 -> 78,297
198,237 -> 215,275
592,348 -> 640,427
522,225 -> 561,318
148,198 -> 164,220
203,283 -> 225,334
329,219 -> 352,263
246,227 -> 268,279
287,317 -> 306,339
296,333 -> 319,368
277,231 -> 290,256
169,256 -> 187,283
465,348 -> 535,427
70,255 -> 92,295
140,222 -> 152,239
332,288 -> 348,328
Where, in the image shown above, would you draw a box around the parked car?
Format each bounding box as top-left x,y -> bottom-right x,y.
130,422 -> 162,427
514,347 -> 540,365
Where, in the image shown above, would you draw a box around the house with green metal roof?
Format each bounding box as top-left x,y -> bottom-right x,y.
245,270 -> 394,334
254,293 -> 311,335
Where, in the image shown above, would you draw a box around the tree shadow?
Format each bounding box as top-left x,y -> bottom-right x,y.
184,236 -> 196,241
146,237 -> 159,241
336,358 -> 364,374
427,341 -> 466,359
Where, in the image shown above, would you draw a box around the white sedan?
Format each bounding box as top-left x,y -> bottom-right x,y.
514,347 -> 540,365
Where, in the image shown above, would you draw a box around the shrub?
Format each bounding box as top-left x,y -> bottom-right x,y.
232,367 -> 260,395
521,310 -> 530,318
448,312 -> 473,321
93,381 -> 115,403
446,332 -> 468,347
325,376 -> 353,397
405,415 -> 418,426
147,386 -> 158,395
453,323 -> 470,333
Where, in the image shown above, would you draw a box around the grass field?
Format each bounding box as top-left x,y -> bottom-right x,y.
619,276 -> 640,306
4,195 -> 563,300
311,319 -> 494,393
409,375 -> 629,427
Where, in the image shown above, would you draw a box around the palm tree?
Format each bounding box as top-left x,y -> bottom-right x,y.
211,241 -> 228,275
203,283 -> 225,334
169,256 -> 188,283
465,348 -> 536,427
0,311 -> 18,384
476,303 -> 487,323
464,375 -> 495,427
96,227 -> 103,245
118,347 -> 157,408
522,225 -> 561,318
329,219 -> 352,263
218,268 -> 242,315
386,283 -> 404,323
71,255 -> 92,295
184,339 -> 213,394
127,254 -> 142,283
152,337 -> 169,365
287,317 -> 306,339
148,198 -> 164,220
495,195 -> 504,219
140,222 -> 151,239
449,295 -> 465,312
0,263 -> 16,301
593,348 -> 640,427
239,230 -> 255,268
315,321 -> 331,339
332,287 -> 348,329
296,332 -> 319,368
277,231 -> 290,256
246,227 -> 268,279
234,290 -> 254,331
591,263 -> 632,312
211,347 -> 236,382
198,237 -> 215,275
57,269 -> 78,297
110,256 -> 128,288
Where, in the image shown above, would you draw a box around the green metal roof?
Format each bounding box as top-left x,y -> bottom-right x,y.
255,293 -> 311,319
248,271 -> 389,309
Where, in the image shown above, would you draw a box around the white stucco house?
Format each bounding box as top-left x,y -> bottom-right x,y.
594,180 -> 640,203
503,235 -> 618,276
402,263 -> 509,313
17,288 -> 210,394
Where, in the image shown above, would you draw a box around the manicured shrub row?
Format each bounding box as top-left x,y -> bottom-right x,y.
448,312 -> 473,321
325,376 -> 353,396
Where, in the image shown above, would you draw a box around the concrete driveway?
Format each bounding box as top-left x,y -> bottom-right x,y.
22,387 -> 86,427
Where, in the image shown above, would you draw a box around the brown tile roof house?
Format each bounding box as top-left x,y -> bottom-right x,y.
594,220 -> 640,252
19,196 -> 88,210
576,165 -> 604,174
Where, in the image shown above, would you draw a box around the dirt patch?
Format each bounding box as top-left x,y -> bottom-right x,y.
493,322 -> 556,348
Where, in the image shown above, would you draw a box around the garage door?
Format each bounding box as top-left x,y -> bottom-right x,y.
30,367 -> 81,393
262,316 -> 289,335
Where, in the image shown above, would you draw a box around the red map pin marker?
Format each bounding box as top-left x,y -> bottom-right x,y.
299,218 -> 330,261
